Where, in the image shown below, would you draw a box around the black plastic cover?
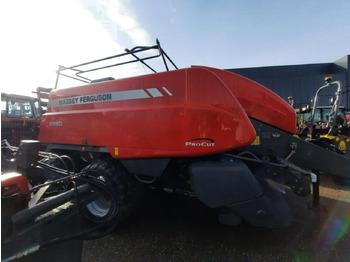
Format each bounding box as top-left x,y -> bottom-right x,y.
121,158 -> 170,177
16,140 -> 41,169
189,160 -> 264,208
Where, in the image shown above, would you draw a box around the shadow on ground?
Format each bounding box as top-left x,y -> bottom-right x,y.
83,176 -> 350,262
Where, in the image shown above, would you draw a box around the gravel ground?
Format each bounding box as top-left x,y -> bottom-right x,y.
82,174 -> 350,262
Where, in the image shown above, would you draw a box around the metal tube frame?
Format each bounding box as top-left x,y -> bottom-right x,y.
309,80 -> 342,136
54,39 -> 178,89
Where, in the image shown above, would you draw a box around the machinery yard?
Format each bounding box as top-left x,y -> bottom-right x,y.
2,1 -> 350,261
83,176 -> 350,262
2,41 -> 349,262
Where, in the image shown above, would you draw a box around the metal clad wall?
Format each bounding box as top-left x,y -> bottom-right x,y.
226,55 -> 349,110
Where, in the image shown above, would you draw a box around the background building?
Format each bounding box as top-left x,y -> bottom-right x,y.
227,55 -> 350,110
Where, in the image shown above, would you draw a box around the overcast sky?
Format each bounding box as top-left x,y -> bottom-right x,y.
1,0 -> 350,95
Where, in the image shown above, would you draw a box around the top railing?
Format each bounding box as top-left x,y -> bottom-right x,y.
54,39 -> 178,89
308,76 -> 343,136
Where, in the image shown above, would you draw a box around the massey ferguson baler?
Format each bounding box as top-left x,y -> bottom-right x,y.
37,41 -> 315,228
2,40 -> 350,261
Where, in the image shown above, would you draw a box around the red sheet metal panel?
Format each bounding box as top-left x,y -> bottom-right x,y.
197,66 -> 297,134
39,67 -> 294,158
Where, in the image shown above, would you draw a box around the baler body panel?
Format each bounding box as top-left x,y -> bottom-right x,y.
197,66 -> 297,134
39,67 -> 294,159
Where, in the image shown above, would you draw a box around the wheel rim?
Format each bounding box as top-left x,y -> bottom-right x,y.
86,175 -> 112,218
86,196 -> 111,217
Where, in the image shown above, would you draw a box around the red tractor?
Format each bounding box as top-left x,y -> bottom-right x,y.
1,93 -> 41,146
2,40 -> 350,261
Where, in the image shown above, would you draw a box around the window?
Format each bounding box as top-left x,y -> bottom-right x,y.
314,109 -> 321,123
8,101 -> 33,117
1,99 -> 7,116
34,101 -> 40,116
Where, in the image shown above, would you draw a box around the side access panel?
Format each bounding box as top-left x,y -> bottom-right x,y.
196,66 -> 297,134
39,68 -> 256,158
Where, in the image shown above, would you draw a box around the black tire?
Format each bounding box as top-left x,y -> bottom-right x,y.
80,159 -> 143,231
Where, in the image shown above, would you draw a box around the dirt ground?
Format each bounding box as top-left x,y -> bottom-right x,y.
82,174 -> 350,262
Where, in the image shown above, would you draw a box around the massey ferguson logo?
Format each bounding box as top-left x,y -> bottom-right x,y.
185,138 -> 215,147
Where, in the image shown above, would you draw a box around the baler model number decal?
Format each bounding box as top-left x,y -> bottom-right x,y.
49,121 -> 63,126
185,138 -> 215,147
48,87 -> 173,108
